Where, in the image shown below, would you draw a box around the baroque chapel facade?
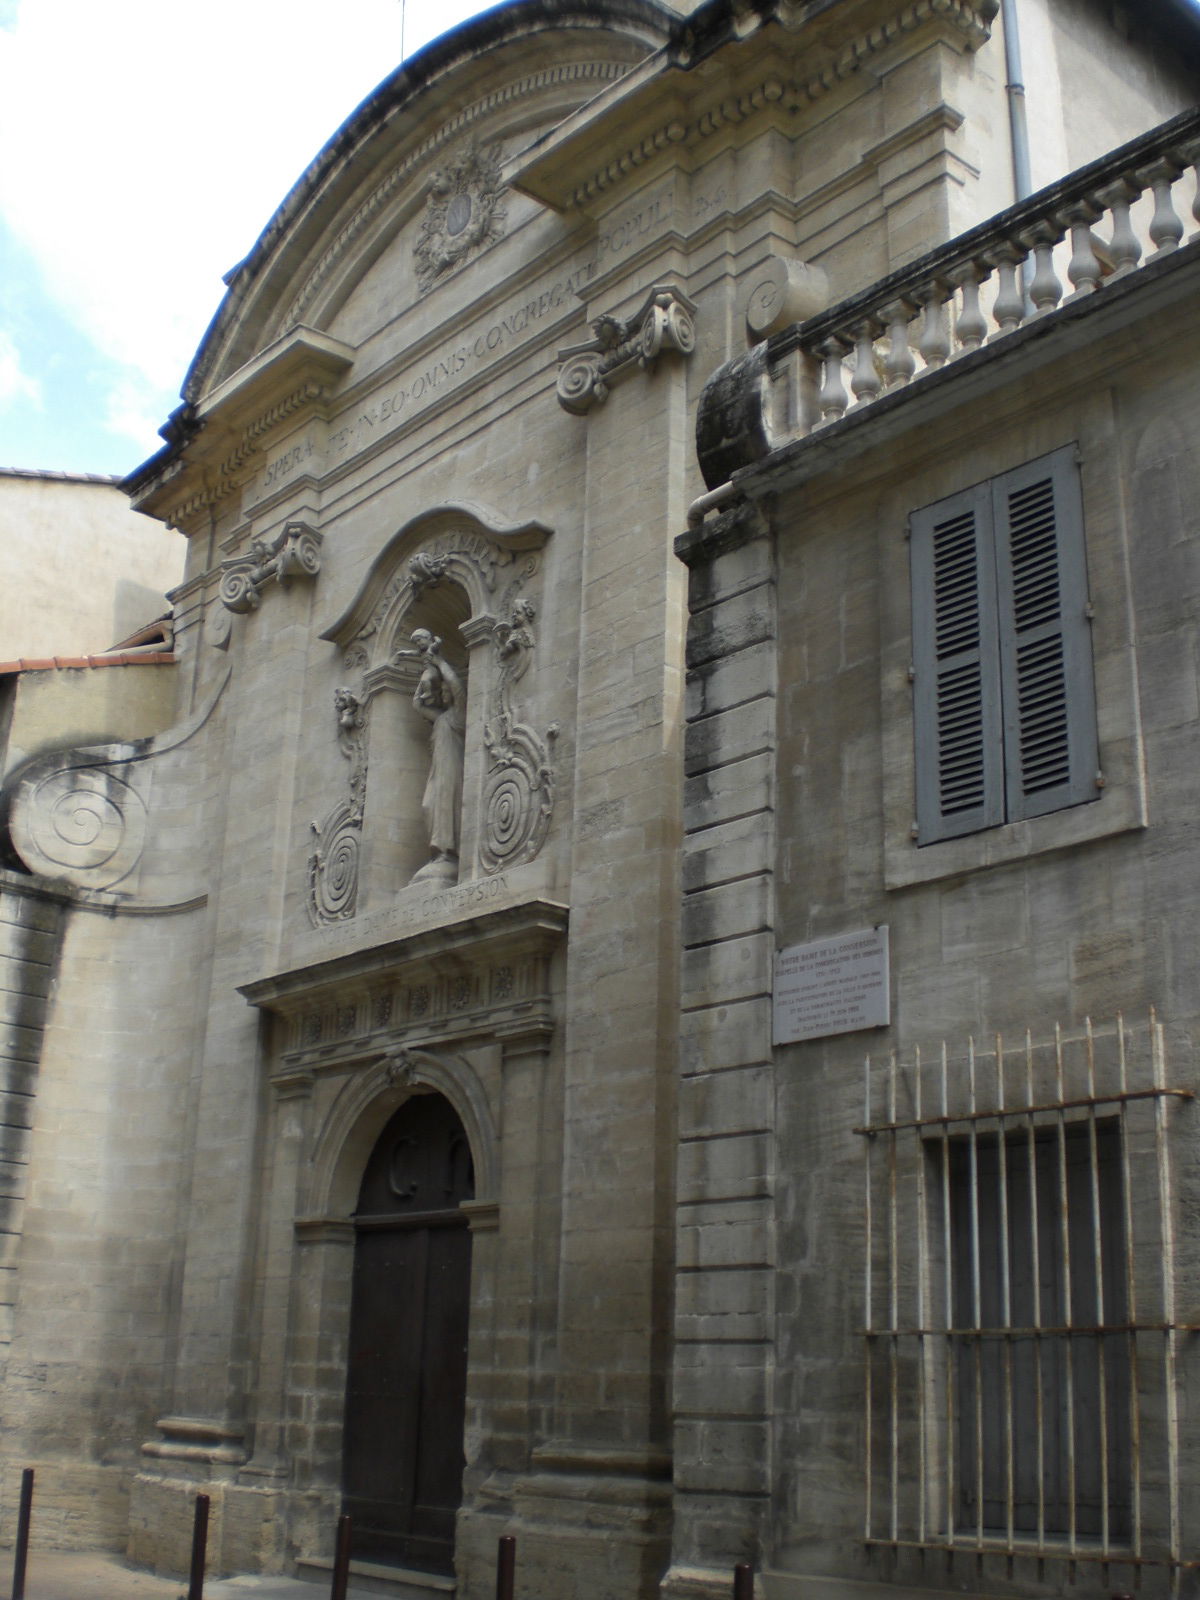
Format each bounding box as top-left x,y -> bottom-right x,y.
1,3 -> 1199,1600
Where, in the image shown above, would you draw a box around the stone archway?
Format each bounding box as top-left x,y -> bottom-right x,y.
342,1090 -> 475,1572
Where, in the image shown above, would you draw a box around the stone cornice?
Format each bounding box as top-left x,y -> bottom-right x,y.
241,896 -> 572,1017
510,0 -> 993,210
129,329 -> 354,529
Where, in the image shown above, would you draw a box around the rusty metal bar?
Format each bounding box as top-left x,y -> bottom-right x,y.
1024,1031 -> 1046,1549
10,1467 -> 33,1600
862,1536 -> 1200,1568
1084,1018 -> 1111,1559
864,1321 -> 1191,1337
994,1034 -> 1014,1559
330,1514 -> 352,1600
914,1046 -> 928,1547
1052,1023 -> 1078,1564
887,1051 -> 899,1545
1151,1013 -> 1181,1587
853,1083 -> 1191,1137
863,1055 -> 874,1544
496,1534 -> 516,1600
733,1562 -> 754,1600
187,1493 -> 209,1600
967,1039 -> 984,1549
1117,1017 -> 1143,1560
940,1042 -> 955,1549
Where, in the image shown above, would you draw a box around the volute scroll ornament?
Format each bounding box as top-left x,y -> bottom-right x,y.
307,686 -> 368,927
556,284 -> 697,415
220,521 -> 323,614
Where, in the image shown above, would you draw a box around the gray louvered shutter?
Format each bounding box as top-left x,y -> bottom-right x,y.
992,447 -> 1098,821
911,482 -> 1005,843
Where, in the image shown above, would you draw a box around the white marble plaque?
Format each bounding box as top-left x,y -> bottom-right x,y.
773,926 -> 890,1044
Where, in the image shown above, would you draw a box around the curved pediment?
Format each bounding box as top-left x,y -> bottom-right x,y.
183,1 -> 674,409
321,501 -> 551,668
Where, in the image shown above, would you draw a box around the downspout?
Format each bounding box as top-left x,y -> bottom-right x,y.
1000,0 -> 1033,201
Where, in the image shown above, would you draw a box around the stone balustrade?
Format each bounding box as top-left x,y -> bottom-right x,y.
770,106 -> 1200,439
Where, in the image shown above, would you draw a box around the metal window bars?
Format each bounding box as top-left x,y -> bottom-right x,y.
857,1013 -> 1195,1589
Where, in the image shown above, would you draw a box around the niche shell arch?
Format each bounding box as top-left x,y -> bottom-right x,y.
309,504 -> 556,922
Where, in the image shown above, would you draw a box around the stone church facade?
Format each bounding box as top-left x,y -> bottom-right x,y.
1,3 -> 1199,1600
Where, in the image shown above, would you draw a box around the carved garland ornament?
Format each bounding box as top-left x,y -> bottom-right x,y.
556,284 -> 696,415
306,688 -> 367,927
414,142 -> 507,295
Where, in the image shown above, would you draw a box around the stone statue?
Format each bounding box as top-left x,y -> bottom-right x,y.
408,629 -> 465,879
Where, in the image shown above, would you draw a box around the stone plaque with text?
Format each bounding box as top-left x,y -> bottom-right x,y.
773,927 -> 890,1044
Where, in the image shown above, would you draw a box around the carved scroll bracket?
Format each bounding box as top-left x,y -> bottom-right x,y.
220,521 -> 322,614
556,283 -> 697,415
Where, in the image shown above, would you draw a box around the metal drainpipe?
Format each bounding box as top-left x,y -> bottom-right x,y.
1000,0 -> 1033,201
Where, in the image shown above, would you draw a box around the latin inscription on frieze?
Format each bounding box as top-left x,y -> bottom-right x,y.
323,192 -> 672,462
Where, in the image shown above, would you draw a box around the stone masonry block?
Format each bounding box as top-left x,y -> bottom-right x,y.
675,1265 -> 773,1342
685,697 -> 775,778
682,814 -> 772,899
679,1065 -> 773,1140
677,1132 -> 772,1205
685,754 -> 773,832
687,533 -> 773,613
673,1418 -> 771,1495
682,932 -> 773,1009
677,1207 -> 773,1271
686,643 -> 776,722
683,876 -> 772,949
680,997 -> 773,1076
687,586 -> 776,671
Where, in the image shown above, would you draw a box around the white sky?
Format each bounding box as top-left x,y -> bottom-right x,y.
0,0 -> 495,474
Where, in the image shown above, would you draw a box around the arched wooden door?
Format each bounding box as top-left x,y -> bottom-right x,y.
342,1092 -> 474,1571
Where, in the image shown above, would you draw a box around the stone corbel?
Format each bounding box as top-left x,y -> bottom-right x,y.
219,521 -> 323,614
556,283 -> 697,415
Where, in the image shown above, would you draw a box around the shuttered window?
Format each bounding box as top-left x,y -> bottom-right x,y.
911,447 -> 1098,844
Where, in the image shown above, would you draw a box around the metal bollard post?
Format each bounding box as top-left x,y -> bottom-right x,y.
496,1534 -> 516,1600
11,1468 -> 33,1600
186,1493 -> 210,1600
330,1514 -> 352,1600
733,1563 -> 754,1600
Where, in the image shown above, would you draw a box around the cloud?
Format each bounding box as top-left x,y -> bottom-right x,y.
0,0 -> 490,426
0,328 -> 41,410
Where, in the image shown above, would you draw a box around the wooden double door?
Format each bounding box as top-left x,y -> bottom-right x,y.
342,1093 -> 474,1572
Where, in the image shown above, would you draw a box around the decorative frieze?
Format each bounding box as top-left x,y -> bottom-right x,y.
240,898 -> 568,1068
557,284 -> 696,415
219,522 -> 323,614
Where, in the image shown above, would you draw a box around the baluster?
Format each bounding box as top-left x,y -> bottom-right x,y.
850,320 -> 882,406
1020,221 -> 1065,316
1139,157 -> 1185,256
1095,177 -> 1143,278
880,300 -> 917,389
1061,199 -> 1104,297
916,283 -> 951,371
816,337 -> 852,424
989,241 -> 1028,334
949,261 -> 989,351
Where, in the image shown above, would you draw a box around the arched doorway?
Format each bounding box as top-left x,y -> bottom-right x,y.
342,1091 -> 475,1571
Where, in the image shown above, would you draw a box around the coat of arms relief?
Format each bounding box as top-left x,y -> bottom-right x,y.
414,142 -> 507,294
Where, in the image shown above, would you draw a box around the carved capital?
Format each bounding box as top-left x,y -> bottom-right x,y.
556,284 -> 697,415
219,521 -> 322,614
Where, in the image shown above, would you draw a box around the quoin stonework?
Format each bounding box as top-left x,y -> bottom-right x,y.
3,4 -> 1200,1600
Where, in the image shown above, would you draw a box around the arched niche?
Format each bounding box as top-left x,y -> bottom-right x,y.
310,1046 -> 499,1222
314,504 -> 552,914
